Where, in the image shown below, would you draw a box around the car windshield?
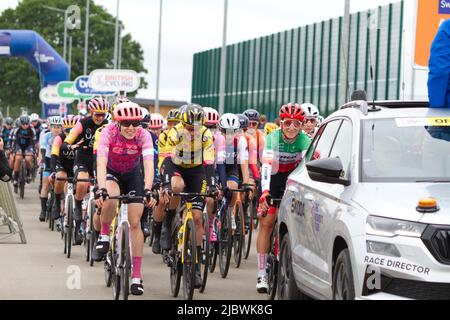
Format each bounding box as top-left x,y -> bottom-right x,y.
362,117 -> 450,182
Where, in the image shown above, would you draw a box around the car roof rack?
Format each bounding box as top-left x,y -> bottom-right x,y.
368,100 -> 429,109
339,100 -> 381,115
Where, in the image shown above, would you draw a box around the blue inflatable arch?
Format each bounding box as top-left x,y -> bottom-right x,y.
0,30 -> 69,117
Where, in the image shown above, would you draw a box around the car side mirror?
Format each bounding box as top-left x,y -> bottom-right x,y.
306,157 -> 350,186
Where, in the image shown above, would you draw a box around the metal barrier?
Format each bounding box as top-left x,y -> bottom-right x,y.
0,182 -> 26,244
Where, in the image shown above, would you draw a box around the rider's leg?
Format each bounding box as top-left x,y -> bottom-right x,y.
13,153 -> 21,182
96,179 -> 120,253
74,170 -> 89,242
53,170 -> 67,219
160,175 -> 184,251
151,192 -> 165,254
256,208 -> 277,289
128,203 -> 145,278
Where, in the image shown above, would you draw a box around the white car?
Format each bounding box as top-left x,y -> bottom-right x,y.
277,100 -> 450,300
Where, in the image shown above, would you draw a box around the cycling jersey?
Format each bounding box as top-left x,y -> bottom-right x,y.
167,123 -> 214,168
32,122 -> 42,143
215,132 -> 248,185
244,132 -> 261,180
42,132 -> 55,159
2,126 -> 12,148
97,122 -> 154,174
246,128 -> 265,165
93,124 -> 108,156
149,130 -> 159,178
158,129 -> 174,170
65,117 -> 108,156
51,132 -> 76,173
11,127 -> 36,153
261,129 -> 311,193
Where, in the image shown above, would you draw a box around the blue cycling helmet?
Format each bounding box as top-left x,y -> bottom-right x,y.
19,115 -> 30,125
243,109 -> 260,122
237,114 -> 249,129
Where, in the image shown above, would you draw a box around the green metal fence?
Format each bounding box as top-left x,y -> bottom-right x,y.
192,1 -> 404,120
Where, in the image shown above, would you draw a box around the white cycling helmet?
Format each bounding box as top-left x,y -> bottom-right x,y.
219,113 -> 240,131
302,103 -> 320,118
30,113 -> 40,122
48,116 -> 63,126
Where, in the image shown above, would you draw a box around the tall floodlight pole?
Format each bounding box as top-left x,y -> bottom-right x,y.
84,0 -> 90,75
114,0 -> 120,69
218,0 -> 228,114
339,0 -> 350,105
155,0 -> 163,113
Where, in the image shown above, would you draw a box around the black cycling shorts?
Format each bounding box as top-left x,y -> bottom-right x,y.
269,171 -> 292,202
225,164 -> 241,184
74,153 -> 94,177
15,145 -> 34,155
172,164 -> 207,211
106,166 -> 144,205
56,163 -> 75,178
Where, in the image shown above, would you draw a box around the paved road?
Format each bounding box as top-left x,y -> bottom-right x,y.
0,183 -> 264,300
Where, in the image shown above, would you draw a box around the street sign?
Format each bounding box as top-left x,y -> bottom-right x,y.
88,69 -> 140,93
39,86 -> 74,104
414,0 -> 450,67
56,81 -> 94,100
75,75 -> 115,96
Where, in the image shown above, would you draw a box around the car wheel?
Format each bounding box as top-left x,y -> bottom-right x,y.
332,248 -> 355,300
277,233 -> 305,300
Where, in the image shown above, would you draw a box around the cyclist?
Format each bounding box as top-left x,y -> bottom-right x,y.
2,117 -> 14,164
301,103 -> 320,138
38,116 -> 63,222
11,115 -> 36,192
149,113 -> 164,137
160,104 -> 216,288
64,97 -> 109,245
256,103 -> 311,293
0,136 -> 12,182
243,109 -> 266,166
50,115 -> 80,230
151,108 -> 180,254
30,113 -> 42,142
94,102 -> 157,296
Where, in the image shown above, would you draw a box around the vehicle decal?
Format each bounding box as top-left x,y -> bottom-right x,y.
396,117 -> 450,127
364,255 -> 431,275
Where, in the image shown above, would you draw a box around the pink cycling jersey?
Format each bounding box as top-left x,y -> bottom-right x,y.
97,123 -> 154,174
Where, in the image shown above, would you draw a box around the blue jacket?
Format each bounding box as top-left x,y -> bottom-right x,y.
428,19 -> 450,108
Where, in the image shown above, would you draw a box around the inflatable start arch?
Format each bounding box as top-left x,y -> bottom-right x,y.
0,30 -> 69,117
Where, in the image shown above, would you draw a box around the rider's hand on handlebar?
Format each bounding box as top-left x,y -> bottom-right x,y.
94,188 -> 109,208
144,188 -> 157,208
161,188 -> 172,204
259,191 -> 271,212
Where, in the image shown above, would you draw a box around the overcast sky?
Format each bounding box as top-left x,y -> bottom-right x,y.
0,0 -> 397,102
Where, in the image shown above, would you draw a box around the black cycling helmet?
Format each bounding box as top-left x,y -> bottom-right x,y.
243,109 -> 260,122
19,115 -> 30,125
237,114 -> 249,129
5,117 -> 13,125
166,109 -> 180,123
180,104 -> 204,126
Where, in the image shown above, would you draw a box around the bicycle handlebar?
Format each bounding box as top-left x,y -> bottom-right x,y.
56,177 -> 96,184
170,192 -> 216,198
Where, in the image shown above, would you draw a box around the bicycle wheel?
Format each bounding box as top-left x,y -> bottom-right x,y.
120,223 -> 131,300
218,207 -> 233,279
104,253 -> 112,287
66,197 -> 74,259
148,210 -> 155,246
244,201 -> 254,260
199,211 -> 209,293
233,201 -> 245,268
112,255 -> 121,300
267,230 -> 278,300
182,218 -> 196,300
48,191 -> 55,231
89,200 -> 96,267
170,222 -> 182,297
19,159 -> 25,199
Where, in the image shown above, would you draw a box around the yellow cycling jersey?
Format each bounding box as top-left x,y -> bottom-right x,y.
167,123 -> 214,168
93,124 -> 108,156
158,129 -> 174,170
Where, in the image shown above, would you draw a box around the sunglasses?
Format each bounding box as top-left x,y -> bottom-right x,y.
304,118 -> 317,124
248,121 -> 259,127
282,120 -> 302,129
120,121 -> 141,128
93,113 -> 106,118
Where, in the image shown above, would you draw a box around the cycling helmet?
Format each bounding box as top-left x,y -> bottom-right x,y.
30,113 -> 40,122
279,103 -> 305,121
264,122 -> 279,135
204,107 -> 220,127
5,117 -> 13,126
180,104 -> 204,126
62,115 -> 80,129
219,113 -> 240,131
237,114 -> 249,129
302,103 -> 320,118
88,97 -> 109,114
48,116 -> 63,126
114,102 -> 144,122
166,109 -> 180,123
19,115 -> 30,125
149,113 -> 164,129
141,108 -> 151,123
243,109 -> 260,122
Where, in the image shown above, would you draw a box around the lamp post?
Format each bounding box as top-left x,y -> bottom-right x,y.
95,18 -> 122,69
339,0 -> 350,104
155,0 -> 163,113
218,0 -> 228,115
84,0 -> 90,75
113,0 -> 120,69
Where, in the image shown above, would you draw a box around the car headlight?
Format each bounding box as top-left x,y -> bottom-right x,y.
366,216 -> 426,238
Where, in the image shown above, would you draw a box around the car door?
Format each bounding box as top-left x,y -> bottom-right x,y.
288,119 -> 343,297
301,118 -> 354,298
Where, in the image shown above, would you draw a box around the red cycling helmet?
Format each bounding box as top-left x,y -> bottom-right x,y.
203,107 -> 220,127
114,102 -> 144,121
88,97 -> 109,114
279,103 -> 305,121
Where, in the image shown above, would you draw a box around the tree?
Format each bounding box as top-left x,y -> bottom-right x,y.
0,0 -> 148,117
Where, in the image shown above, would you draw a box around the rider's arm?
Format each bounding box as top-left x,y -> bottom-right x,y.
261,133 -> 274,193
238,135 -> 250,184
214,132 -> 227,187
157,131 -> 168,171
50,135 -> 63,173
247,135 -> 260,180
202,129 -> 215,187
96,126 -> 111,190
141,130 -> 155,190
64,121 -> 83,145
